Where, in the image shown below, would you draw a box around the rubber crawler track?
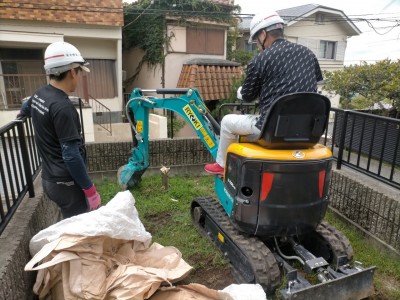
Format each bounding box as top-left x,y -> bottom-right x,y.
192,196 -> 281,293
315,221 -> 354,262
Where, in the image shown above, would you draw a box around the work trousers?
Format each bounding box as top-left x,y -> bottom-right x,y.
42,179 -> 88,219
216,114 -> 260,167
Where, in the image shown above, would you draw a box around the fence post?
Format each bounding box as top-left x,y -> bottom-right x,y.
16,121 -> 34,197
336,110 -> 349,170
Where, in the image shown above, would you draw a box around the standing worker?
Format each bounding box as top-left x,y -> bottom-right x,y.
18,41 -> 101,218
205,11 -> 323,175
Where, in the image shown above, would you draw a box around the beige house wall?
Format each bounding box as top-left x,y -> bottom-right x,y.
166,24 -> 227,88
124,24 -> 228,91
285,19 -> 348,41
285,19 -> 349,71
123,48 -> 163,93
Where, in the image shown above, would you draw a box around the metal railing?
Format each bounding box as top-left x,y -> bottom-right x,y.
329,108 -> 399,189
0,74 -> 47,109
0,117 -> 41,234
90,95 -> 112,135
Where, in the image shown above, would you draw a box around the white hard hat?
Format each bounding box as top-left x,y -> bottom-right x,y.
44,41 -> 90,75
249,11 -> 285,43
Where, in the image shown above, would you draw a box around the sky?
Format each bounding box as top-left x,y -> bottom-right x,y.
124,0 -> 400,65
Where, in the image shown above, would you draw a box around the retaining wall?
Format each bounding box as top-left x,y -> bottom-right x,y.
0,176 -> 59,300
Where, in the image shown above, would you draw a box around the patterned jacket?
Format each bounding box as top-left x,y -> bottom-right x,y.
241,39 -> 323,129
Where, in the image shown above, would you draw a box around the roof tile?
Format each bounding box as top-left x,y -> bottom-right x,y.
177,61 -> 242,101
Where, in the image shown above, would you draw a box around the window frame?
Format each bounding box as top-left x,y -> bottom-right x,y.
319,40 -> 336,60
186,27 -> 225,55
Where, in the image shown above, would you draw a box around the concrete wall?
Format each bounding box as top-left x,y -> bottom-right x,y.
0,174 -> 60,300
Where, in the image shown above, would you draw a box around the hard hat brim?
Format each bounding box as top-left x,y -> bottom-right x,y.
71,62 -> 90,73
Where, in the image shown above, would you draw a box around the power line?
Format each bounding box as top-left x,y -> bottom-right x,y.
124,2 -> 153,29
3,3 -> 400,36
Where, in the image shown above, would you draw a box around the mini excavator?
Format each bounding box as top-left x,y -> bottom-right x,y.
118,88 -> 375,299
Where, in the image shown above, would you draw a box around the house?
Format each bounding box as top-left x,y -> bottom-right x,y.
237,4 -> 361,72
123,0 -> 240,101
0,0 -> 124,142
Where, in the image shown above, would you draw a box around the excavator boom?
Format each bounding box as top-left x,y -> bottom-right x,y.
118,88 -> 219,189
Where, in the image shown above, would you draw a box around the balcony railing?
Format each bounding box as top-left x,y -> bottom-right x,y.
0,74 -> 48,109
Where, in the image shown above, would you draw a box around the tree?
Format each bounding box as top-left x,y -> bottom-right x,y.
323,59 -> 400,115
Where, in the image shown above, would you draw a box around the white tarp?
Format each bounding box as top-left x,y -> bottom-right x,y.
26,191 -> 267,300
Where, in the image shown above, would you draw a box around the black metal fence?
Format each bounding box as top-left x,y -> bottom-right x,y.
0,117 -> 40,234
329,109 -> 399,189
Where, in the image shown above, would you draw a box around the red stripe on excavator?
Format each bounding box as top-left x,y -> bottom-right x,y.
260,172 -> 274,201
319,170 -> 326,198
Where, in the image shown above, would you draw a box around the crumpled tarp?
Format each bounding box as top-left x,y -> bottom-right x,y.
25,191 -> 267,300
29,191 -> 152,256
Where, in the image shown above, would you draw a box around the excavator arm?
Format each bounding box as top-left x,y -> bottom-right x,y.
118,88 -> 220,190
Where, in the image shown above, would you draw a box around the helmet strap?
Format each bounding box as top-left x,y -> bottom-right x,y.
256,30 -> 268,51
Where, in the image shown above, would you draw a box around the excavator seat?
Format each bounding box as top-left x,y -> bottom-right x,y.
239,92 -> 331,149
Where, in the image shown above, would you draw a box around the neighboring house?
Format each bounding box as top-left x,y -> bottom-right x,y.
237,4 -> 361,71
123,0 -> 240,100
0,0 -> 124,141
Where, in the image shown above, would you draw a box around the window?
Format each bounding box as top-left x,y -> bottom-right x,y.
0,51 -> 46,106
74,59 -> 117,99
186,27 -> 224,55
315,13 -> 325,24
319,41 -> 336,59
245,42 -> 258,53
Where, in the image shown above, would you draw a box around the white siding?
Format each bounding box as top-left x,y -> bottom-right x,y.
297,38 -> 319,57
335,41 -> 347,61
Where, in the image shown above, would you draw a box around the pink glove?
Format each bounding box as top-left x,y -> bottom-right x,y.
83,185 -> 101,211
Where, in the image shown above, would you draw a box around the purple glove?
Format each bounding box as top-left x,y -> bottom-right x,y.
16,111 -> 25,119
83,185 -> 101,211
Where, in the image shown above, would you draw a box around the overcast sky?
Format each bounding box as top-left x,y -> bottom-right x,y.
234,0 -> 400,64
124,0 -> 400,65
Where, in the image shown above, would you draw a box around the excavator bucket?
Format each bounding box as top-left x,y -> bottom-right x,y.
117,164 -> 145,190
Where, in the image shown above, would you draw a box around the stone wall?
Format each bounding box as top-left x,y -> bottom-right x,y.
86,138 -> 213,173
329,171 -> 400,253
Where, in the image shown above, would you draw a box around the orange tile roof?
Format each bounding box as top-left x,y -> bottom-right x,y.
177,59 -> 242,101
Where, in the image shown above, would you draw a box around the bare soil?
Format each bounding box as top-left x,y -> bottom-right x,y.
143,211 -> 237,290
180,260 -> 236,290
